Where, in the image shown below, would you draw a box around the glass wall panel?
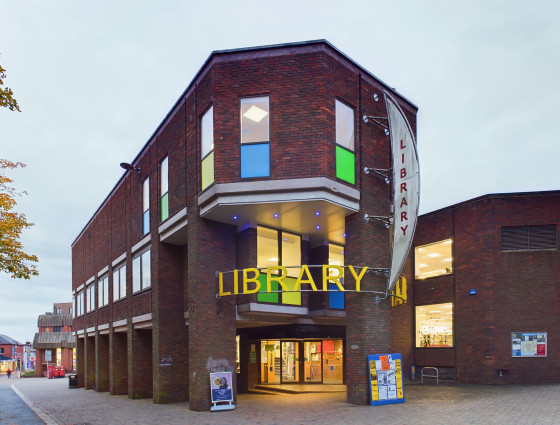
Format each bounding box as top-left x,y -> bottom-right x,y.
304,341 -> 322,383
260,340 -> 280,384
322,339 -> 343,384
282,232 -> 301,278
336,145 -> 355,184
241,97 -> 269,144
132,256 -> 141,293
257,226 -> 279,303
281,341 -> 299,383
416,303 -> 453,347
240,144 -> 270,178
335,100 -> 355,151
160,156 -> 169,221
414,239 -> 453,279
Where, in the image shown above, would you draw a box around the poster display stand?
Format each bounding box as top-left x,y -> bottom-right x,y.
209,371 -> 235,411
368,353 -> 405,406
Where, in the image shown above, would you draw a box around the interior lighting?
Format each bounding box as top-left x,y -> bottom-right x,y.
315,211 -> 320,216
233,216 -> 238,221
243,105 -> 268,123
427,253 -> 441,258
273,213 -> 279,218
343,233 -> 347,238
316,225 -> 321,230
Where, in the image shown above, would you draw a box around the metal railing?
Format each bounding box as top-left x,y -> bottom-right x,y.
421,367 -> 439,385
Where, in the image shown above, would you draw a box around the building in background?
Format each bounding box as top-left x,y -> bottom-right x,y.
71,40 -> 418,410
0,334 -> 26,374
392,191 -> 560,384
33,302 -> 76,376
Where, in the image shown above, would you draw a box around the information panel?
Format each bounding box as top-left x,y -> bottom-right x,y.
368,353 -> 405,406
511,332 -> 547,357
209,371 -> 235,411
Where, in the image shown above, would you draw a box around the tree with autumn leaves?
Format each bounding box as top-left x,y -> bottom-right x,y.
1,61 -> 38,279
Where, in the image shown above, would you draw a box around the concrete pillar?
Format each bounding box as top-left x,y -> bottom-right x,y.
110,331 -> 128,395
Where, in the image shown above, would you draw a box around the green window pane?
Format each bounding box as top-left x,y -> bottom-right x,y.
281,276 -> 301,305
201,151 -> 214,190
161,193 -> 169,221
257,273 -> 279,303
336,145 -> 355,184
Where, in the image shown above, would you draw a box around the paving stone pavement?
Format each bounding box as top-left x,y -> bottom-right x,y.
5,375 -> 560,425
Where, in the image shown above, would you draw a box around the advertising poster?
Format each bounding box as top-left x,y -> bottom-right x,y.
511,332 -> 547,357
368,353 -> 405,406
210,372 -> 233,403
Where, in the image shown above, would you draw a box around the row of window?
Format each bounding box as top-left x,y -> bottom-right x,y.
414,225 -> 557,280
255,226 -> 345,309
74,249 -> 151,317
200,97 -> 356,191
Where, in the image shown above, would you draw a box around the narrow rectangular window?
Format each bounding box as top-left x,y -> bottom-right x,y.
328,244 -> 345,309
335,100 -> 355,184
113,263 -> 126,301
240,97 -> 270,178
98,275 -> 109,307
201,106 -> 214,190
143,177 -> 150,235
160,156 -> 169,221
86,284 -> 95,312
132,249 -> 151,293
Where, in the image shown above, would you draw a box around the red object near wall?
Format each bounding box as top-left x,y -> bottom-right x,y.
48,364 -> 54,379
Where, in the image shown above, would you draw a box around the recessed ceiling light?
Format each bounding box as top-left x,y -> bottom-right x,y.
243,105 -> 268,123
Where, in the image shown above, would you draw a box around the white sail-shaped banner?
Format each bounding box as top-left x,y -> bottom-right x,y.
385,93 -> 420,293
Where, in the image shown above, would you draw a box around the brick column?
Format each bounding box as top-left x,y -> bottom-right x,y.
85,335 -> 96,390
128,327 -> 153,399
187,214 -> 237,411
110,331 -> 128,395
96,334 -> 110,391
152,243 -> 189,403
76,337 -> 85,387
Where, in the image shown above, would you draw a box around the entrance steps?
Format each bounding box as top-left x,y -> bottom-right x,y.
253,384 -> 346,394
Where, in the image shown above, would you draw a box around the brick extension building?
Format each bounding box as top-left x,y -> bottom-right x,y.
33,303 -> 75,377
0,334 -> 26,374
71,40 -> 417,409
391,191 -> 560,384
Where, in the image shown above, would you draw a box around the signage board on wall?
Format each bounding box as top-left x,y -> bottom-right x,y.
368,353 -> 405,406
511,332 -> 547,357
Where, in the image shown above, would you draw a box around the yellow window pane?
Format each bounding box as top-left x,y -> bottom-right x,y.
201,151 -> 214,190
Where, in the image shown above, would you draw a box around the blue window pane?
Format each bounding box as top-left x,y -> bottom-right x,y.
241,144 -> 270,178
328,283 -> 345,309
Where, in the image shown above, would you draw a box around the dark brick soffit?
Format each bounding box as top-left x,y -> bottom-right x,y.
71,39 -> 418,247
420,190 -> 560,219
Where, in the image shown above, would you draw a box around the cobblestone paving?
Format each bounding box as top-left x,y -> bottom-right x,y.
8,376 -> 560,425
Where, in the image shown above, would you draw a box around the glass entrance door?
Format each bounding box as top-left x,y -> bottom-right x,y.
304,341 -> 322,383
281,341 -> 299,383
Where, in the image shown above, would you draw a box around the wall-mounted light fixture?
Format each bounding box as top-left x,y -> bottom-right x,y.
120,162 -> 141,174
469,288 -> 477,296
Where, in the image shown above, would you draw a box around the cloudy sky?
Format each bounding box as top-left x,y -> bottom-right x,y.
1,0 -> 559,344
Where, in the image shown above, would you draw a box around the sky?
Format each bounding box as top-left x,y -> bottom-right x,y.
1,0 -> 559,345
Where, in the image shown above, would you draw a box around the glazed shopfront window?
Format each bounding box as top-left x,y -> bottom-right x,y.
256,226 -> 301,305
415,239 -> 453,279
416,303 -> 453,348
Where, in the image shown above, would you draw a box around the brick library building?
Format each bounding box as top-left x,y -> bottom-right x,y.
71,40 -> 559,410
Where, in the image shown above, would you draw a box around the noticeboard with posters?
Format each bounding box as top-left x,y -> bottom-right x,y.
511,332 -> 547,357
368,353 -> 405,406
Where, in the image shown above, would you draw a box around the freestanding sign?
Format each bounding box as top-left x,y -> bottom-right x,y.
385,93 -> 420,294
368,353 -> 405,406
209,371 -> 235,411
